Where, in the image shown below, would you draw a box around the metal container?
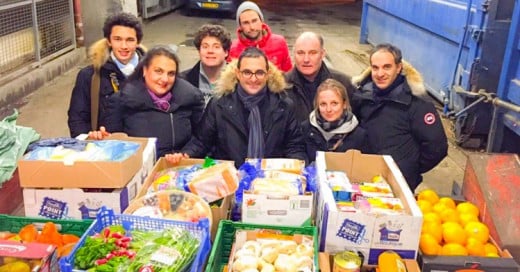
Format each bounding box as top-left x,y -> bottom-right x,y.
333,251 -> 362,272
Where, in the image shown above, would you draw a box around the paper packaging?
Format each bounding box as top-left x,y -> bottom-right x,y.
134,157 -> 234,241
315,150 -> 423,265
18,133 -> 147,188
22,138 -> 156,220
0,240 -> 58,271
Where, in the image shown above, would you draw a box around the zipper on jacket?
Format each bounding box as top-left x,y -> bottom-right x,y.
169,113 -> 175,152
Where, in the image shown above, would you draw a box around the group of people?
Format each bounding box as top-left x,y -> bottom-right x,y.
67,2 -> 448,191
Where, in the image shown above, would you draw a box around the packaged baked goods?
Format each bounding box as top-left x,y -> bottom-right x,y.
246,158 -> 306,175
186,162 -> 239,203
250,178 -> 302,196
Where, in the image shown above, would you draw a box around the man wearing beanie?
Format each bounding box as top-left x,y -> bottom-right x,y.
228,1 -> 293,72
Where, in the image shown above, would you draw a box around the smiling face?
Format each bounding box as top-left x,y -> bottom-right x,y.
236,56 -> 269,95
370,50 -> 402,90
199,36 -> 228,68
239,10 -> 263,41
294,34 -> 325,82
107,25 -> 138,65
143,55 -> 177,96
317,89 -> 346,122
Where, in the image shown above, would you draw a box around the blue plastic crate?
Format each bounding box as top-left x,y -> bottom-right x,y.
59,206 -> 211,272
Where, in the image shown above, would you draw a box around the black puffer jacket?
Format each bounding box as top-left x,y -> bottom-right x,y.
67,39 -> 145,137
285,63 -> 355,122
351,62 -> 448,190
114,78 -> 204,158
181,60 -> 306,167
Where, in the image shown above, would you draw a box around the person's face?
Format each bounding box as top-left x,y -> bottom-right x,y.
143,55 -> 177,96
370,50 -> 402,90
236,56 -> 269,95
239,10 -> 263,41
107,25 -> 138,65
294,36 -> 325,81
199,36 -> 228,68
317,89 -> 346,122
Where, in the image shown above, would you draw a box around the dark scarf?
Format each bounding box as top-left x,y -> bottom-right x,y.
316,110 -> 353,132
236,85 -> 268,158
298,71 -> 320,104
147,89 -> 172,111
373,74 -> 405,97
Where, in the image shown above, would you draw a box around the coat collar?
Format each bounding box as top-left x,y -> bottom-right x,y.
285,62 -> 332,88
88,38 -> 146,71
215,59 -> 287,96
351,60 -> 426,97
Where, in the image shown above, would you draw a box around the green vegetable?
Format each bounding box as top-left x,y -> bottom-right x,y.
74,236 -> 117,269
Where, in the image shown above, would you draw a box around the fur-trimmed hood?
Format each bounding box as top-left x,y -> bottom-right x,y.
215,59 -> 287,96
88,38 -> 146,70
351,60 -> 426,96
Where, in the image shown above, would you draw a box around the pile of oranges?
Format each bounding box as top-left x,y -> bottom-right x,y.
417,189 -> 500,257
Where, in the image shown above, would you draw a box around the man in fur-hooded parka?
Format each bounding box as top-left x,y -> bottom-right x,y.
351,44 -> 448,191
181,48 -> 306,167
67,13 -> 146,138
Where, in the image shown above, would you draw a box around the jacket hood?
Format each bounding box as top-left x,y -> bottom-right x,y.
215,59 -> 287,96
88,38 -> 146,70
236,23 -> 272,48
351,60 -> 426,96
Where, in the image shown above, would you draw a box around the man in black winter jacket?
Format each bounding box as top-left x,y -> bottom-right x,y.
351,43 -> 448,191
67,13 -> 145,137
285,31 -> 356,122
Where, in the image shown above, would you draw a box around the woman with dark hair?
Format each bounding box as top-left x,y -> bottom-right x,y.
302,78 -> 369,163
89,45 -> 205,158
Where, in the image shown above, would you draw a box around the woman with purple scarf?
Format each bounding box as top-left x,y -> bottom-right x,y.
88,46 -> 204,158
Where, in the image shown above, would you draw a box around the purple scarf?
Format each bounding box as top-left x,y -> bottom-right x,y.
147,89 -> 172,111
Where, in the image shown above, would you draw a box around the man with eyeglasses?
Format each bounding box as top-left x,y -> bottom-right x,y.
166,47 -> 306,167
227,1 -> 292,72
285,31 -> 355,122
180,24 -> 231,105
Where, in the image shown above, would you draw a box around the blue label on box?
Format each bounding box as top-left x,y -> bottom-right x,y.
39,197 -> 67,219
379,226 -> 402,242
337,218 -> 367,244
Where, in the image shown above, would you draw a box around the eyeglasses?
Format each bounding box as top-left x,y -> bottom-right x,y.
240,69 -> 267,79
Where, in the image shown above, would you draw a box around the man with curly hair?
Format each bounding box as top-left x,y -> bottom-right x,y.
67,12 -> 145,137
180,24 -> 231,104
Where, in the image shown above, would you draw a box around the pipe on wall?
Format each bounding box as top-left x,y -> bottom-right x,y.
73,0 -> 85,47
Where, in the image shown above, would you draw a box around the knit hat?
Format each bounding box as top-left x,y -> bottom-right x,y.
236,1 -> 264,25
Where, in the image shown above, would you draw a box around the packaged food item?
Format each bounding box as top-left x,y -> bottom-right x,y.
325,171 -> 354,202
263,170 -> 307,192
187,162 -> 239,203
333,250 -> 363,272
251,178 -> 302,196
354,197 -> 405,215
247,158 -> 306,174
150,165 -> 202,193
352,182 -> 394,199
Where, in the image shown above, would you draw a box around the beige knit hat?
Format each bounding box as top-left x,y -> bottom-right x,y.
236,1 -> 264,25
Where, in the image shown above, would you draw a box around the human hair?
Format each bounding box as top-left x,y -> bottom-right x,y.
314,78 -> 351,111
103,12 -> 143,43
370,43 -> 402,65
295,31 -> 324,49
193,24 -> 231,52
237,47 -> 269,71
127,45 -> 180,82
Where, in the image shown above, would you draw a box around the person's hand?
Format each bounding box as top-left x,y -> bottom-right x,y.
87,126 -> 111,140
165,153 -> 190,164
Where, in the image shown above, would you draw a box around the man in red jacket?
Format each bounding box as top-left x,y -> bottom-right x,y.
228,1 -> 292,72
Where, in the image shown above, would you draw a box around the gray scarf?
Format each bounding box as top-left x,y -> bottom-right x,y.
237,85 -> 267,158
309,110 -> 359,141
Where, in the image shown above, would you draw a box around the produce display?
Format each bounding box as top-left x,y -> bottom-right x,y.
417,189 -> 500,257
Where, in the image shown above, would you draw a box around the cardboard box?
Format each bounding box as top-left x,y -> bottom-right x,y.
318,252 -> 421,272
315,150 -> 422,265
18,133 -> 148,188
0,168 -> 22,214
241,191 -> 313,227
22,138 -> 156,220
0,240 -> 58,271
134,157 -> 233,240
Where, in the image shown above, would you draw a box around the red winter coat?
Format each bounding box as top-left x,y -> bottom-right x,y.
228,23 -> 293,72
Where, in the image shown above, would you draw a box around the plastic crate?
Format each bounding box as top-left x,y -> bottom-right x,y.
59,207 -> 211,272
0,214 -> 92,237
206,220 -> 319,272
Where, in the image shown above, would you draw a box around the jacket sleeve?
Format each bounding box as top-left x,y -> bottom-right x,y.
410,99 -> 448,173
283,102 -> 308,163
190,89 -> 205,132
279,39 -> 293,72
181,98 -> 217,158
67,67 -> 94,138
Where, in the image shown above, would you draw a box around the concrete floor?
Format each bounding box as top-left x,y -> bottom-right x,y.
11,1 -> 469,198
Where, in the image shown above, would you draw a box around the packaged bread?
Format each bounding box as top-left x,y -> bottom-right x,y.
187,162 -> 239,202
263,170 -> 307,192
250,178 -> 302,196
246,158 -> 305,174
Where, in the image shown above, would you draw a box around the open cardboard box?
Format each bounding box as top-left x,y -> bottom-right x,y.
18,133 -> 148,188
133,157 -> 234,240
315,150 -> 423,265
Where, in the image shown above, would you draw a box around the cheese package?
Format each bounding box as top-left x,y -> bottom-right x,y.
187,162 -> 239,202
